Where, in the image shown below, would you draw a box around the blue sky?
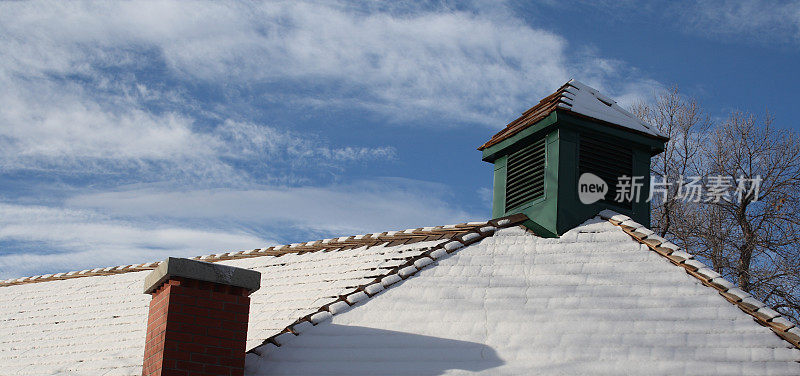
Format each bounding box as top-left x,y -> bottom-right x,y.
1,0 -> 798,278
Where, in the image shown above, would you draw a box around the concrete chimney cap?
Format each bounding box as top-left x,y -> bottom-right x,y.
143,257 -> 261,294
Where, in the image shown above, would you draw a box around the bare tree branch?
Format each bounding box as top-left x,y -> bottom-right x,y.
636,88 -> 800,322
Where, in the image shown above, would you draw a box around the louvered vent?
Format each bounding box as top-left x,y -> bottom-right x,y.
505,138 -> 546,211
579,134 -> 633,208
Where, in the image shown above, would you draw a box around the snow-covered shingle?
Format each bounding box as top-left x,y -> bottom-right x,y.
0,271 -> 150,376
248,219 -> 800,375
0,235 -> 455,375
2,214 -> 798,375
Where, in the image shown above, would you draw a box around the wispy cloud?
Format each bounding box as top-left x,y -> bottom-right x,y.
1,2 -> 405,179
216,120 -> 396,166
66,178 -> 474,235
0,78 -> 395,180
0,0 -> 655,131
678,0 -> 800,45
0,178 -> 474,278
0,203 -> 272,279
557,0 -> 800,46
0,0 -> 649,183
0,0 -> 666,278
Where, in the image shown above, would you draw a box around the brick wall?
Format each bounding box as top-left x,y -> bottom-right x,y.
142,276 -> 251,376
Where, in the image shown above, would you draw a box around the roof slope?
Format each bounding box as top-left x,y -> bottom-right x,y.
479,79 -> 667,150
0,218 -> 519,376
0,221 -> 493,288
3,212 -> 799,375
247,216 -> 800,376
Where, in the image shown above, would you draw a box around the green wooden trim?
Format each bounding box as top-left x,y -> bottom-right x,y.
484,109 -> 666,237
491,155 -> 507,219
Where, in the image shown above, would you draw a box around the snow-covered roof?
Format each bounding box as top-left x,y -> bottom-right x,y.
0,219 -> 509,375
248,213 -> 800,375
2,212 -> 799,375
479,79 -> 667,151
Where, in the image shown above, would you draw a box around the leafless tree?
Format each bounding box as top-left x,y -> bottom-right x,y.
632,87 -> 709,238
636,90 -> 800,322
702,112 -> 800,321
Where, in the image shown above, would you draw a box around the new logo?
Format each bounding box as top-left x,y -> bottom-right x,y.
578,173 -> 607,204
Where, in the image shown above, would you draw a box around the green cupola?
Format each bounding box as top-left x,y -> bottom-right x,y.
479,80 -> 669,237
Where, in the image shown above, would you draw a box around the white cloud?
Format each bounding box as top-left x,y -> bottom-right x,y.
0,0 -> 661,178
0,0 -> 655,130
0,203 -> 272,279
0,2 -> 402,177
0,177 -> 475,278
0,78 -> 216,166
216,120 -> 395,165
0,77 -> 394,178
66,178 -> 475,235
679,0 -> 800,44
0,0 -> 667,278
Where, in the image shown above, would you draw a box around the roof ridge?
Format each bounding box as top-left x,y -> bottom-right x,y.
244,213 -> 529,357
597,209 -> 800,349
0,220 -> 499,288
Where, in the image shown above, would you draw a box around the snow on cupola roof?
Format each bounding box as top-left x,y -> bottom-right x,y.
560,79 -> 666,138
479,79 -> 667,151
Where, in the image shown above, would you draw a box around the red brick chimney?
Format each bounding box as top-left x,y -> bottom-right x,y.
141,257 -> 261,376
